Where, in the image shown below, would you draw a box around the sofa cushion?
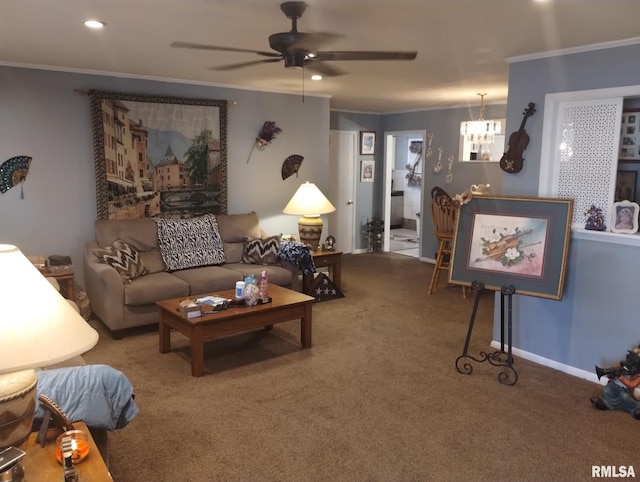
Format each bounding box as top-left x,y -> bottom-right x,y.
225,263 -> 293,287
155,214 -> 225,271
92,239 -> 149,283
123,272 -> 190,306
95,218 -> 159,251
242,235 -> 281,265
217,212 -> 261,263
172,266 -> 244,295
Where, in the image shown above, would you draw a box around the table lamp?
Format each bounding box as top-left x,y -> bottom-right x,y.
0,245 -> 99,453
283,182 -> 336,251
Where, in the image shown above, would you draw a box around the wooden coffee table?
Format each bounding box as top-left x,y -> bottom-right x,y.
156,285 -> 315,377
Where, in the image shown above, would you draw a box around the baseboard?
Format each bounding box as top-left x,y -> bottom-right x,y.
489,340 -> 606,386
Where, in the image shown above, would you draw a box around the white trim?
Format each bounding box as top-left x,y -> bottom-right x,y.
572,228 -> 640,247
507,37 -> 640,63
0,61 -> 333,100
490,340 -> 606,386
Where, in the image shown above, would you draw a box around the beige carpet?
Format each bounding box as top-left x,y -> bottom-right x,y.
83,252 -> 636,481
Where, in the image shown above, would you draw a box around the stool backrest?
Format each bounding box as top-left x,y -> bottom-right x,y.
430,187 -> 460,240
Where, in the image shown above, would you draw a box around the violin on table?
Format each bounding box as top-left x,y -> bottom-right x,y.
500,103 -> 536,174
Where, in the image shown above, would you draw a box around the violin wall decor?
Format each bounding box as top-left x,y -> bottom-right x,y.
499,103 -> 536,174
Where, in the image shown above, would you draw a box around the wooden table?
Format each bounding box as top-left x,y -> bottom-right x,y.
21,421 -> 112,481
156,285 -> 315,377
303,249 -> 343,294
44,271 -> 76,300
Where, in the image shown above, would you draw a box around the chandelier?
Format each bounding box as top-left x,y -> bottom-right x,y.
460,93 -> 502,144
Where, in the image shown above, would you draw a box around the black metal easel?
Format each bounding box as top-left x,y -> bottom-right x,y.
455,281 -> 518,385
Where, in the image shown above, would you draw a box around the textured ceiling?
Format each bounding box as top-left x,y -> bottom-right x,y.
1,0 -> 639,112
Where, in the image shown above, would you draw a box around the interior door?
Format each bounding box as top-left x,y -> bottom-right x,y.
328,130 -> 356,254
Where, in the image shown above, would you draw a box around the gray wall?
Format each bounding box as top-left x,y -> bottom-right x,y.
498,42 -> 640,374
330,105 -> 507,259
0,66 -> 330,287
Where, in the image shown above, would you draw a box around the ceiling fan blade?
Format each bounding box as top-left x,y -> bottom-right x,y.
313,51 -> 418,61
211,58 -> 282,72
171,41 -> 281,58
289,32 -> 344,52
304,60 -> 346,77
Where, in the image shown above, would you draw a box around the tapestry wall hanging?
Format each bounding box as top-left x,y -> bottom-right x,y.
89,90 -> 228,220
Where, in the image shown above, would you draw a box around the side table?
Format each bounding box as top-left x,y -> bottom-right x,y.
44,271 -> 75,300
21,421 -> 113,481
303,249 -> 343,294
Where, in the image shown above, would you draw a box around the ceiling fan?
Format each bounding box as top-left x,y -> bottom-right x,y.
171,1 -> 417,77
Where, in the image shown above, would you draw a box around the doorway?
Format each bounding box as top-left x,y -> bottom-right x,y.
383,130 -> 426,258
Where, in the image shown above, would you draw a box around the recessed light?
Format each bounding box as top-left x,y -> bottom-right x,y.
311,75 -> 323,81
84,20 -> 105,29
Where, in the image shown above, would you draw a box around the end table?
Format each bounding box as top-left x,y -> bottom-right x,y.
21,421 -> 112,481
303,249 -> 342,294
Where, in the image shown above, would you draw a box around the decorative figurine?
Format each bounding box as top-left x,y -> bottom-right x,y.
584,204 -> 606,231
591,344 -> 640,419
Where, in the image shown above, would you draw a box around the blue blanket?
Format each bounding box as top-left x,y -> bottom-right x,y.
34,364 -> 139,431
278,241 -> 316,275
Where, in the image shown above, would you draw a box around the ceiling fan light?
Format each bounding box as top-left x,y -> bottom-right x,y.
311,74 -> 322,81
284,52 -> 305,69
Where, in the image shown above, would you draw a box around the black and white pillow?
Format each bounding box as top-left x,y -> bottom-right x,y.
242,235 -> 281,265
93,239 -> 149,283
154,214 -> 225,271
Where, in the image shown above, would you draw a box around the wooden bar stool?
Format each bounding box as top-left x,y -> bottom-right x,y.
428,188 -> 466,298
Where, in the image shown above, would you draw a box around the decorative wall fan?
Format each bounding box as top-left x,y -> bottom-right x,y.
0,155 -> 32,197
171,1 -> 417,76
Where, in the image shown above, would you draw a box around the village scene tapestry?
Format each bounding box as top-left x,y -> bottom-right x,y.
89,91 -> 228,220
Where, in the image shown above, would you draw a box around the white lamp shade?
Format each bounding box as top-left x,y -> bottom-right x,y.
0,245 -> 99,374
283,182 -> 336,216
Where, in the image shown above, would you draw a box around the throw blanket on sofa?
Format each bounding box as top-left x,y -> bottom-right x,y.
278,241 -> 316,275
34,364 -> 139,431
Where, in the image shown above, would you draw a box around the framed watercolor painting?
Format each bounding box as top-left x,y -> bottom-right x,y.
449,196 -> 573,300
88,90 -> 228,220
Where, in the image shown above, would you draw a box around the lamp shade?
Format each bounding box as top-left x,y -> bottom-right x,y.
283,182 -> 336,250
282,182 -> 336,216
0,244 -> 99,374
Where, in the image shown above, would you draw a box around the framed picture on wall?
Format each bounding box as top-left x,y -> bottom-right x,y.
615,170 -> 637,202
360,160 -> 375,182
360,131 -> 376,156
619,110 -> 640,161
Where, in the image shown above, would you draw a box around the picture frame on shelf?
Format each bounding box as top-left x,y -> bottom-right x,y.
88,90 -> 228,220
449,195 -> 573,301
360,131 -> 376,156
610,200 -> 639,234
615,170 -> 637,202
619,110 -> 640,161
360,160 -> 375,183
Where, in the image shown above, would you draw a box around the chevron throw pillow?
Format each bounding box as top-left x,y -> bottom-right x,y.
242,235 -> 281,265
93,239 -> 149,283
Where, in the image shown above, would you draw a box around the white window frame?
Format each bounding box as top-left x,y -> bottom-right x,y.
538,85 -> 640,247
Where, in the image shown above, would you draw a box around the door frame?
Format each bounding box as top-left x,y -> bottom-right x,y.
383,129 -> 427,253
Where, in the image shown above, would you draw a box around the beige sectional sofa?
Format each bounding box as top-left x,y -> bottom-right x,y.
84,212 -> 297,338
